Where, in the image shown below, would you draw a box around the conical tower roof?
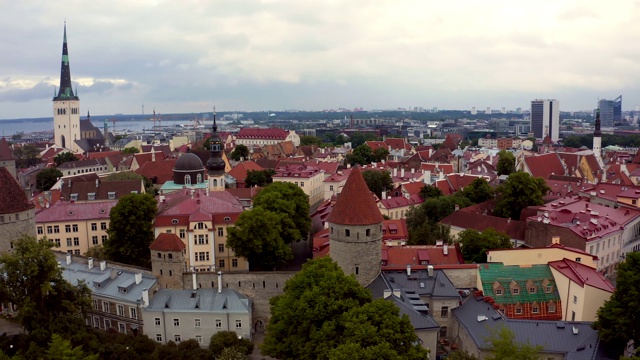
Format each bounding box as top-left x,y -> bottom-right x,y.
54,23 -> 78,101
327,167 -> 384,225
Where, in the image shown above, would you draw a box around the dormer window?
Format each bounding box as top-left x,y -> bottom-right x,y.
196,222 -> 206,230
108,192 -> 116,200
70,193 -> 78,201
171,219 -> 179,225
529,287 -> 536,294
88,193 -> 96,200
495,289 -> 503,296
546,285 -> 553,293
512,287 -> 520,295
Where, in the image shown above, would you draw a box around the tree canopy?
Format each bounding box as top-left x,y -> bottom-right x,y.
122,147 -> 140,154
485,326 -> 542,360
594,251 -> 640,355
0,235 -> 92,344
227,207 -> 292,270
104,193 -> 158,268
229,144 -> 249,161
419,185 -> 443,200
406,195 -> 472,245
53,152 -> 79,167
459,177 -> 494,204
300,136 -> 323,146
458,228 -> 512,263
208,331 -> 253,357
261,257 -> 429,360
496,150 -> 516,176
493,172 -> 550,220
244,169 -> 275,188
36,167 -> 63,191
346,144 -> 374,166
13,144 -> 40,168
361,169 -> 393,198
253,181 -> 311,243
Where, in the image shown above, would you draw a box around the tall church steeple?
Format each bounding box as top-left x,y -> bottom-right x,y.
52,22 -> 81,153
206,108 -> 226,191
54,22 -> 78,101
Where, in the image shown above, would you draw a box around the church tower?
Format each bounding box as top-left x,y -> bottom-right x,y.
206,110 -> 226,191
327,167 -> 384,286
593,108 -> 602,162
53,23 -> 81,153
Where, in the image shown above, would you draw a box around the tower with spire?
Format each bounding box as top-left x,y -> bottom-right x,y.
206,108 -> 226,191
52,23 -> 81,153
327,167 -> 384,286
593,108 -> 603,164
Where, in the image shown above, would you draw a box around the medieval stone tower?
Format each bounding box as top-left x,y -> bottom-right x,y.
327,167 -> 384,286
149,233 -> 186,289
206,110 -> 226,191
53,23 -> 81,153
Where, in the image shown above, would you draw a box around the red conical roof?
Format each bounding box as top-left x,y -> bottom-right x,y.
327,167 -> 384,225
150,233 -> 186,252
0,138 -> 14,161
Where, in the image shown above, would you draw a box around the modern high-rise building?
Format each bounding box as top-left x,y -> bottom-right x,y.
530,99 -> 559,142
598,95 -> 622,127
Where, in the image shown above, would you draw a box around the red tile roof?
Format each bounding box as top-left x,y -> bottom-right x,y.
440,210 -> 526,241
549,258 -> 614,292
135,159 -> 177,185
420,162 -> 454,174
236,128 -> 289,140
0,138 -> 14,161
365,141 -> 387,150
35,200 -> 116,222
228,161 -> 264,184
0,167 -> 33,214
384,138 -> 411,151
523,153 -> 565,179
381,245 -> 464,270
379,194 -> 423,209
401,182 -> 424,196
150,233 -> 186,252
327,167 -> 384,225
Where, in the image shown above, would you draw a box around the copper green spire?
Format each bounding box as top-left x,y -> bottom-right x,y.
54,22 -> 78,101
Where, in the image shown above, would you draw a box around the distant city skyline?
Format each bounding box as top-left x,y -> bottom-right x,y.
3,1 -> 640,120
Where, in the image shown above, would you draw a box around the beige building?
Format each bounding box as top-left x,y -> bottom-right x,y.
273,164 -> 324,206
487,241 -> 598,269
36,200 -> 117,255
377,194 -> 423,220
549,258 -> 614,322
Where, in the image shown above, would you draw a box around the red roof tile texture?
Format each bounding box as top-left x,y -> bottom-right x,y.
0,167 -> 33,214
327,167 -> 384,225
237,128 -> 289,139
150,233 -> 186,252
0,138 -> 14,161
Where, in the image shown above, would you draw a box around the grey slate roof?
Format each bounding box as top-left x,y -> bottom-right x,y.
385,296 -> 440,330
381,269 -> 460,299
145,288 -> 250,314
57,253 -> 157,305
453,295 -> 602,359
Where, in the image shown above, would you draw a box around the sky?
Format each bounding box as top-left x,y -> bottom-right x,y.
2,0 -> 640,119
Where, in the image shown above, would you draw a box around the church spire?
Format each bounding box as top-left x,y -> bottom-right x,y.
206,107 -> 225,176
594,108 -> 602,137
54,22 -> 78,101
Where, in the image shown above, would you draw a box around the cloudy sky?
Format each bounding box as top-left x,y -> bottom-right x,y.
2,0 -> 640,119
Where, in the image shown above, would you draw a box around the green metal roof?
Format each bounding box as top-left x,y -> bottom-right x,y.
479,263 -> 560,304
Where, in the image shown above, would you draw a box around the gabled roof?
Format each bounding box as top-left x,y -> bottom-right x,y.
523,153 -> 565,179
135,159 -> 177,185
548,258 -> 614,292
440,211 -> 526,241
478,263 -> 560,305
401,182 -> 424,196
236,128 -> 289,140
228,161 -> 263,183
35,200 -> 116,222
0,138 -> 14,161
384,138 -> 411,151
150,233 -> 186,252
379,194 -> 423,209
146,288 -> 250,313
0,167 -> 33,214
327,167 -> 384,225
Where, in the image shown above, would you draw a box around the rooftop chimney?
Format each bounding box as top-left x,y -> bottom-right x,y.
217,271 -> 223,294
66,253 -> 72,265
100,260 -> 107,271
427,265 -> 434,277
95,179 -> 99,188
88,257 -> 94,270
192,271 -> 197,290
135,272 -> 142,285
142,288 -> 149,308
443,244 -> 449,255
406,264 -> 412,276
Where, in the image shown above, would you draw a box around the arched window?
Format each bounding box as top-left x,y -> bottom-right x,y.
213,179 -> 218,187
196,174 -> 202,183
185,175 -> 191,185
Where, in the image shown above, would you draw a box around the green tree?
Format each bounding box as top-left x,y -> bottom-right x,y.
11,131 -> 23,140
361,169 -> 393,198
244,169 -> 275,187
253,181 -> 311,243
496,150 -> 516,176
485,326 -> 542,360
493,172 -> 550,220
122,147 -> 140,154
300,136 -> 323,146
227,207 -> 292,270
346,144 -> 373,166
216,347 -> 248,360
458,228 -> 512,263
335,134 -> 347,145
594,251 -> 640,354
45,334 -> 98,360
460,178 -> 494,204
104,193 -> 158,268
13,143 -> 40,168
209,331 -> 253,357
419,185 -> 443,200
36,167 -> 63,191
406,195 -> 471,245
0,236 -> 92,344
229,144 -> 249,161
262,258 -> 428,360
53,152 -> 79,167
372,147 -> 389,162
